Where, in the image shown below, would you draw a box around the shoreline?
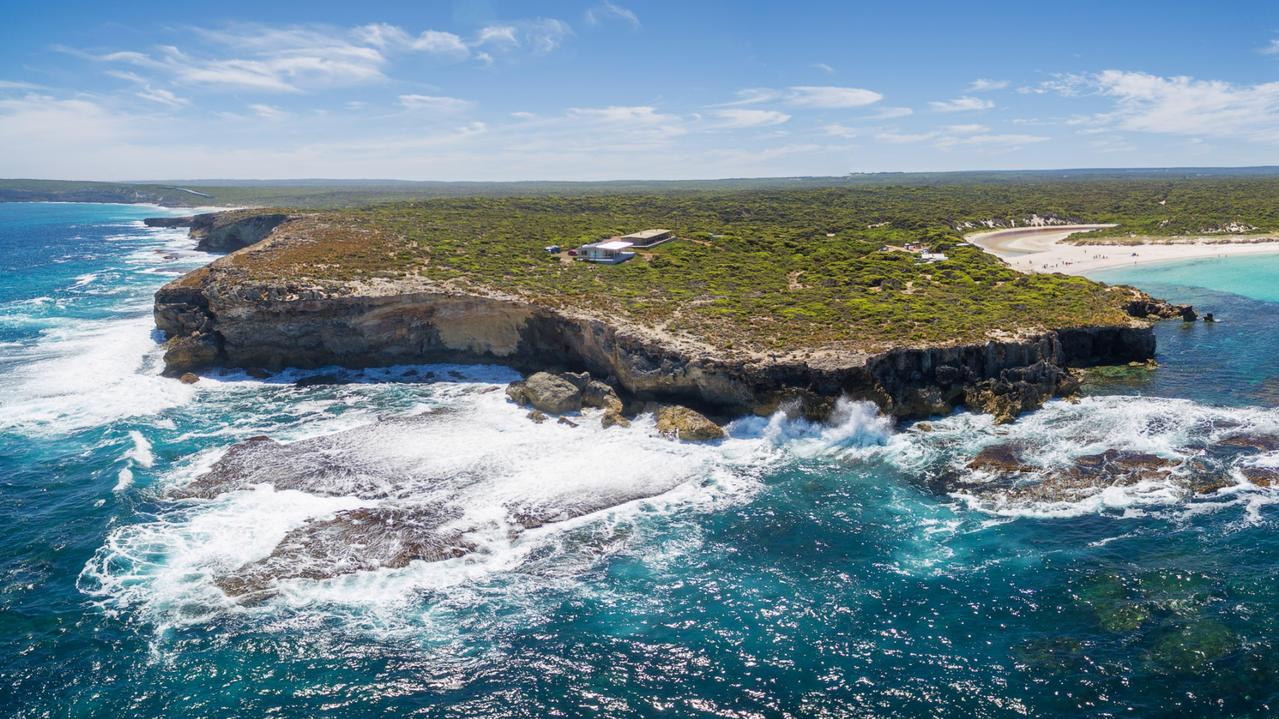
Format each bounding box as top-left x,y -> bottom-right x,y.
967,225 -> 1279,275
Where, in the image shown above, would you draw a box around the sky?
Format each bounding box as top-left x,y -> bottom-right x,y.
4,0 -> 1279,181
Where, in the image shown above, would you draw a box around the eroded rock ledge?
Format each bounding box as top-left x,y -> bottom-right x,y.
146,210 -> 294,252
153,215 -> 1186,423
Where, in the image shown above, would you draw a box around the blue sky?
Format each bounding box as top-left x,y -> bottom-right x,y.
4,0 -> 1279,180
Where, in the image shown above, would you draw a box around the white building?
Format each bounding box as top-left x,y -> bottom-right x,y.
579,239 -> 636,264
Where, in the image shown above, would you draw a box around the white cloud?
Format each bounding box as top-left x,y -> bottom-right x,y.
876,131 -> 939,144
136,87 -> 189,108
812,63 -> 835,75
399,94 -> 473,113
1261,39 -> 1279,55
787,85 -> 883,108
712,108 -> 790,128
476,25 -> 519,48
585,2 -> 640,28
874,126 -> 1046,149
716,88 -> 783,107
0,80 -> 45,90
929,96 -> 995,112
966,78 -> 1009,92
944,123 -> 988,134
823,123 -> 864,138
864,106 -> 913,120
250,103 -> 287,120
1093,70 -> 1279,141
936,132 -> 1047,148
1032,69 -> 1279,143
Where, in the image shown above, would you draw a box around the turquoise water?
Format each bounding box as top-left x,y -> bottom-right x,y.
2,204 -> 1279,718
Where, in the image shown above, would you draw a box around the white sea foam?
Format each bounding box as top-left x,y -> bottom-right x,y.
882,395 -> 1279,519
124,430 -> 154,468
82,386 -> 895,627
0,314 -> 195,435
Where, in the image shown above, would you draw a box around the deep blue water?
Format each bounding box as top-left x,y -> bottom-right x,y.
2,203 -> 1278,718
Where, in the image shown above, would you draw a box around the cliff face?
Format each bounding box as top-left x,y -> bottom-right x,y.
144,211 -> 294,253
155,270 -> 1159,421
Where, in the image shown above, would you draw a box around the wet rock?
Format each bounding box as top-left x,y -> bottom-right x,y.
601,409 -> 630,429
246,367 -> 271,379
179,372 -> 200,384
506,372 -> 583,414
967,444 -> 1034,474
655,405 -> 724,441
1240,465 -> 1279,487
1217,433 -> 1279,453
214,505 -> 474,598
162,332 -> 222,375
168,434 -> 396,500
1147,621 -> 1237,673
963,361 -> 1066,424
527,410 -> 548,424
1203,313 -> 1215,323
557,416 -> 579,428
1012,638 -> 1087,673
581,380 -> 623,414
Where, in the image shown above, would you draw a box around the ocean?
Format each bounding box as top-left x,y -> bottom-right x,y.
1,202 -> 1277,717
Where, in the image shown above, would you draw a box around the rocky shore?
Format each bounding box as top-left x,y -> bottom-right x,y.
153,212 -> 1193,425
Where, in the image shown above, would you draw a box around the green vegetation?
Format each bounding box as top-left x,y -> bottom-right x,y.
221,189 -> 1161,352
32,171 -> 1279,351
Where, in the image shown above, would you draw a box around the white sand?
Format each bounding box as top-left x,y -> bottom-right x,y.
967,225 -> 1279,275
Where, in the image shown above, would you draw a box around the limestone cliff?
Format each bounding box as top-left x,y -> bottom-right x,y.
145,211 -> 294,253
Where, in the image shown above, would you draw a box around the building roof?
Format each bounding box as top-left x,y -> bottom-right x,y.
621,229 -> 671,240
593,240 -> 634,251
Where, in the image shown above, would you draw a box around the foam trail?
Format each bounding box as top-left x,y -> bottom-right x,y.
114,467 -> 134,493
124,430 -> 154,468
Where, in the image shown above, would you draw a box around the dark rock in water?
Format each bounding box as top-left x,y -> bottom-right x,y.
556,416 -> 579,428
1203,313 -> 1215,323
527,409 -> 548,424
1240,465 -> 1279,487
168,435 -> 397,500
178,372 -> 200,384
1217,433 -> 1279,453
506,372 -> 583,414
214,505 -> 474,598
963,360 -> 1068,424
246,367 -> 271,379
1123,295 -> 1196,322
967,444 -> 1034,474
939,447 -> 1180,504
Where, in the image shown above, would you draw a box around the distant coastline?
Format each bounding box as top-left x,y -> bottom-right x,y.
968,225 -> 1279,275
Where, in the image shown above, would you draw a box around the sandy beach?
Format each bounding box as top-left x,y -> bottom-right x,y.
967,225 -> 1279,275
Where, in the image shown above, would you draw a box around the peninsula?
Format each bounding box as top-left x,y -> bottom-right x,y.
151,188 -> 1196,424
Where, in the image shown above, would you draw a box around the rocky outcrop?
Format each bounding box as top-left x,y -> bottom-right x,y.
506,372 -> 584,414
189,212 -> 293,253
144,210 -> 295,253
654,405 -> 724,441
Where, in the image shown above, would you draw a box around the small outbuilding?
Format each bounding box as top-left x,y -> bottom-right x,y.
620,229 -> 674,247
